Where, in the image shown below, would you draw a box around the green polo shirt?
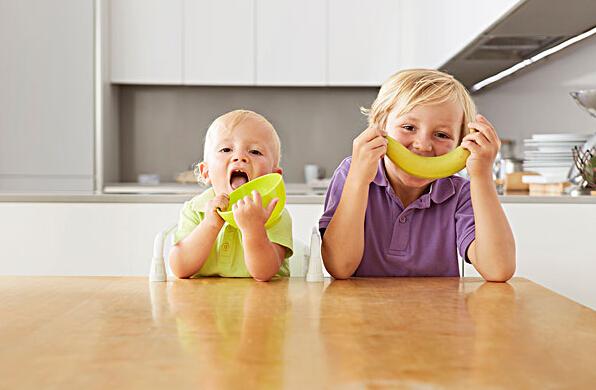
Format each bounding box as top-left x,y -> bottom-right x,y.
173,188 -> 293,278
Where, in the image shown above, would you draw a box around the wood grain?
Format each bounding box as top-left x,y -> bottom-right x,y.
1,277 -> 594,388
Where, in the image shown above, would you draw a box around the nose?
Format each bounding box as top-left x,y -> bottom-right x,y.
412,133 -> 432,152
232,150 -> 248,163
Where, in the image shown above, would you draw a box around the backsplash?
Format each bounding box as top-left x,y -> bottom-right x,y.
119,86 -> 378,183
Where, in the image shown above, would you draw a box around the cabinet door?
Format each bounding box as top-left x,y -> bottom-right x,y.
328,0 -> 401,86
401,0 -> 519,69
256,0 -> 326,85
0,0 -> 94,191
110,0 -> 183,84
184,0 -> 255,85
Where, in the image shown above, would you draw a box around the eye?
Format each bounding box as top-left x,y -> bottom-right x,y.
401,124 -> 415,131
249,149 -> 263,156
435,132 -> 452,140
219,147 -> 232,153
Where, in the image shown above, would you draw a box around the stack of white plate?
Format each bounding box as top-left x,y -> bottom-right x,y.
522,133 -> 592,183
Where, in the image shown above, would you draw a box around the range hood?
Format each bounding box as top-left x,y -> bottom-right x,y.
440,0 -> 596,92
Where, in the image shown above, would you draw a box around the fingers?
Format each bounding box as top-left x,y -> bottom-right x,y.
468,114 -> 500,146
251,190 -> 261,205
358,126 -> 387,143
212,193 -> 229,211
461,139 -> 481,154
265,197 -> 279,217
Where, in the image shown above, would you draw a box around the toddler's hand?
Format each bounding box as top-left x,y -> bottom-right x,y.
462,114 -> 501,180
348,126 -> 387,185
233,190 -> 278,233
204,193 -> 229,226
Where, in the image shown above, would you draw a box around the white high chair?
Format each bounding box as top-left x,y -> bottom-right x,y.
149,225 -> 324,282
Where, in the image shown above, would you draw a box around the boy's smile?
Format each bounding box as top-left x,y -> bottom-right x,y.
200,115 -> 282,195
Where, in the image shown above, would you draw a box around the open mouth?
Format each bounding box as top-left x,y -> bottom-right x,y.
229,170 -> 250,190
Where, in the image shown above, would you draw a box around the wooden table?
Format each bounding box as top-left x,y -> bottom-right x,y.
1,277 -> 595,389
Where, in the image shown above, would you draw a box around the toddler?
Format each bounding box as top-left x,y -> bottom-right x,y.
169,110 -> 293,281
319,69 -> 516,281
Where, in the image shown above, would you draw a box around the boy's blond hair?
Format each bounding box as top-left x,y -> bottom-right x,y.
202,109 -> 281,165
364,69 -> 477,142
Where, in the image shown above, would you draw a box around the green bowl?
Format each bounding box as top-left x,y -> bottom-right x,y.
217,173 -> 286,229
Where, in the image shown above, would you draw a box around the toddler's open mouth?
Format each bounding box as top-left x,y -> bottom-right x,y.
229,170 -> 250,190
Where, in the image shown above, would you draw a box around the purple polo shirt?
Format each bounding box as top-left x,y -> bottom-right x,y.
319,157 -> 476,277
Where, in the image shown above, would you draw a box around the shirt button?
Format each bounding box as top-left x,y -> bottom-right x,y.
399,216 -> 407,223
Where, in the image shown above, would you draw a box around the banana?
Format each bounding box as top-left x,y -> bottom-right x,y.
385,135 -> 469,179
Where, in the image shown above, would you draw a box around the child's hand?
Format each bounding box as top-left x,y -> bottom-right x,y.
204,193 -> 229,226
462,114 -> 501,180
348,126 -> 388,185
233,190 -> 278,233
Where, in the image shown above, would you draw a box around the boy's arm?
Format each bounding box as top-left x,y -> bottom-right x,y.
463,115 -> 516,282
466,175 -> 516,282
168,194 -> 229,278
234,191 -> 285,282
321,176 -> 368,279
321,126 -> 387,279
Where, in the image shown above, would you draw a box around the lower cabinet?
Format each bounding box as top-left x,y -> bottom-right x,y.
0,201 -> 594,309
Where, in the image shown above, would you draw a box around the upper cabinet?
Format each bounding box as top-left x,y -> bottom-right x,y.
328,0 -> 401,86
0,0 -> 95,192
111,0 -> 183,84
184,0 -> 254,85
400,0 -> 520,69
109,0 -> 518,86
255,0 -> 326,86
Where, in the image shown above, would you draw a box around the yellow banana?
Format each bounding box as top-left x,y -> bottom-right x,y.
385,135 -> 469,179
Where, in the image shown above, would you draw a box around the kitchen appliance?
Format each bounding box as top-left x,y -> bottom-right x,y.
568,89 -> 596,195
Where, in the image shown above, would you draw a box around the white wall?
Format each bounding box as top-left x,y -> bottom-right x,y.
473,34 -> 596,157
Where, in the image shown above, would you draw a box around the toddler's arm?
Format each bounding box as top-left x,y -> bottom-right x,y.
234,191 -> 286,281
462,115 -> 516,281
322,127 -> 387,279
168,194 -> 229,278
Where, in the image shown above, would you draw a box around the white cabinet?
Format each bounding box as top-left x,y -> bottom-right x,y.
0,0 -> 94,191
184,0 -> 255,85
1,201 -> 595,309
328,0 -> 401,86
255,0 -> 327,86
401,0 -> 519,69
110,0 -> 183,84
109,0 -> 518,85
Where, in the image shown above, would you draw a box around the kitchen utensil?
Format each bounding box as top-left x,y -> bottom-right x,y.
570,89 -> 596,118
217,173 -> 286,229
304,164 -> 325,183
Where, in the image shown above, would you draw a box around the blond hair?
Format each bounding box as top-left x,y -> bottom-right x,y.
364,69 -> 476,142
202,109 -> 281,165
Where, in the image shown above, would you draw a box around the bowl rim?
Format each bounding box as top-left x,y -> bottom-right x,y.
217,172 -> 285,218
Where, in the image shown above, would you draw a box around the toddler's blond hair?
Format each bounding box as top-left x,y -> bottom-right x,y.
364,69 -> 477,142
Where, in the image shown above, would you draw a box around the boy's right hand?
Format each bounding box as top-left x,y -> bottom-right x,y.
348,126 -> 388,185
204,193 -> 229,227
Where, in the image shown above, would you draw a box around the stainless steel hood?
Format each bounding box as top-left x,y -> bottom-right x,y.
440,0 -> 596,92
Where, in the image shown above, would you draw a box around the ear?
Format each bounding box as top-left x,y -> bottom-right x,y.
198,161 -> 211,184
273,166 -> 283,175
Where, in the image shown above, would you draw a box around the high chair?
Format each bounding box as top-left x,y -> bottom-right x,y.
150,225 -> 324,282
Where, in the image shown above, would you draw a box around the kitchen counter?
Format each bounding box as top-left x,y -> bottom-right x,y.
1,276 -> 594,388
1,191 -> 595,204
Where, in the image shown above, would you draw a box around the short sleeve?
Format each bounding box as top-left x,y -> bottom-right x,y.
319,157 -> 351,235
266,208 -> 293,259
173,200 -> 203,245
455,180 -> 476,263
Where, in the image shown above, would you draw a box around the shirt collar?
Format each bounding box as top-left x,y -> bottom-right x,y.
372,159 -> 456,206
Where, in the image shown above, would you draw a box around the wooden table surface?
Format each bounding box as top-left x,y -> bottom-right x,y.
1,277 -> 595,389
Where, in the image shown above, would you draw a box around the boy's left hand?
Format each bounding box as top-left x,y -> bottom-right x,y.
461,114 -> 501,179
233,190 -> 278,233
